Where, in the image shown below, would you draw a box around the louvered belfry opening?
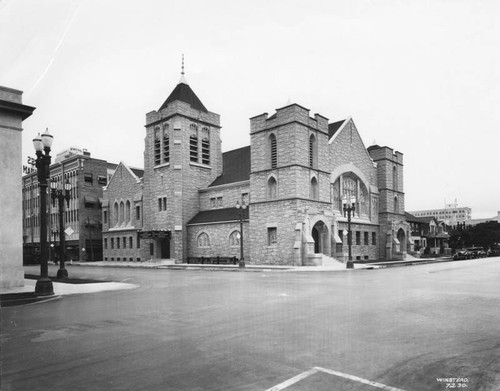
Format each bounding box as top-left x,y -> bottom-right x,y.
270,134 -> 277,168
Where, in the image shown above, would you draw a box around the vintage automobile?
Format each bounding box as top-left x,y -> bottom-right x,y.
453,249 -> 471,260
466,247 -> 487,258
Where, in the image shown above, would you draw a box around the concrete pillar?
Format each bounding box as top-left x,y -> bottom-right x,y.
0,86 -> 35,289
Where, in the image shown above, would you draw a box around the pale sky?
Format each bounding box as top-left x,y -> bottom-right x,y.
1,0 -> 499,218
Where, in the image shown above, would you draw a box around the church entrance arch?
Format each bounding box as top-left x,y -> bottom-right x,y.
396,228 -> 406,253
312,221 -> 329,255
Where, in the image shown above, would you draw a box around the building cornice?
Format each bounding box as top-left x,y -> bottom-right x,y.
251,165 -> 330,176
250,198 -> 331,206
200,180 -> 250,192
251,119 -> 329,136
146,113 -> 221,129
0,99 -> 36,120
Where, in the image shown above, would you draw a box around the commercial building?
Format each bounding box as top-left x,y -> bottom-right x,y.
1,86 -> 35,288
102,71 -> 410,265
408,202 -> 471,226
22,148 -> 117,263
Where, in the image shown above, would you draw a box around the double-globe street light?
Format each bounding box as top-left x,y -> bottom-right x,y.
235,200 -> 247,268
32,129 -> 54,296
50,178 -> 72,279
342,195 -> 356,269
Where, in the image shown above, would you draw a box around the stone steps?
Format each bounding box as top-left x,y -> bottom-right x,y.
321,255 -> 345,267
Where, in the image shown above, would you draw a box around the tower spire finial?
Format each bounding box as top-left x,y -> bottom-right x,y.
179,53 -> 188,84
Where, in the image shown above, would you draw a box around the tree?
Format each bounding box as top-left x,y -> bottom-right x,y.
449,221 -> 500,252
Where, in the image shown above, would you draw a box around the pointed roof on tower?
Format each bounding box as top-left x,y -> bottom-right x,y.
159,55 -> 208,112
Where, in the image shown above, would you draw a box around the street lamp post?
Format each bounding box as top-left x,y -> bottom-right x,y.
51,228 -> 58,263
235,200 -> 247,268
342,195 -> 357,269
33,129 -> 54,296
51,178 -> 72,279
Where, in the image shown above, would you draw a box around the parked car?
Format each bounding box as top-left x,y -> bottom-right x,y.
488,247 -> 500,257
453,249 -> 470,260
466,247 -> 487,258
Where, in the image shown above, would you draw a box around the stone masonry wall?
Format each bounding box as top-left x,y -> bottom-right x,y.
102,163 -> 143,262
249,199 -> 301,265
187,222 -> 249,260
142,100 -> 221,262
329,119 -> 378,189
199,183 -> 250,211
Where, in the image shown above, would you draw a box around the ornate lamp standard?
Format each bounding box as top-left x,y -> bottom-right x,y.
342,194 -> 356,269
51,178 -> 72,279
33,129 -> 54,296
235,200 -> 247,268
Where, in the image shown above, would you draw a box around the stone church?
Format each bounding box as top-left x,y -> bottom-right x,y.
102,71 -> 410,266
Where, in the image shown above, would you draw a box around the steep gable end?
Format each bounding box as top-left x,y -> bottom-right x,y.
106,161 -> 142,190
328,117 -> 377,184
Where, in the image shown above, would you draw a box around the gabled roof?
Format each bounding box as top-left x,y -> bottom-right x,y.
107,161 -> 142,187
405,212 -> 437,225
159,82 -> 208,112
209,146 -> 251,187
328,119 -> 345,139
405,212 -> 424,223
129,167 -> 144,179
187,207 -> 249,225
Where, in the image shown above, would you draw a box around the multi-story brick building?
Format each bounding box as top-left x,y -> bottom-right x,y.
22,148 -> 117,263
103,71 -> 410,265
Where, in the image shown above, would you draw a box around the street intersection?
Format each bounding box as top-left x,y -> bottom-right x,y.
2,258 -> 499,390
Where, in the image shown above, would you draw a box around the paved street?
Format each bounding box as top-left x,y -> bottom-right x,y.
2,258 -> 500,391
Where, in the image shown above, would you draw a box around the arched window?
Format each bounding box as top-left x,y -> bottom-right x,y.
359,188 -> 367,216
268,176 -> 277,199
310,177 -> 319,200
269,133 -> 277,168
394,196 -> 399,214
119,201 -> 124,225
190,135 -> 198,162
197,232 -> 210,248
154,127 -> 161,166
229,230 -> 240,247
113,202 -> 119,226
125,200 -> 131,224
309,134 -> 317,168
393,165 -> 398,191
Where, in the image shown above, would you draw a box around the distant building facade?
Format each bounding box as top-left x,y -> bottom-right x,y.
22,149 -> 117,263
103,72 -> 411,265
465,211 -> 500,226
409,202 -> 471,226
1,86 -> 35,288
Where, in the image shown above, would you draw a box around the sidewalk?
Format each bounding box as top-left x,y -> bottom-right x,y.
1,257 -> 453,299
68,259 -> 376,272
0,277 -> 138,297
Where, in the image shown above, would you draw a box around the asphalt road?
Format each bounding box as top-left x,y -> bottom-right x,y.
2,258 -> 500,391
